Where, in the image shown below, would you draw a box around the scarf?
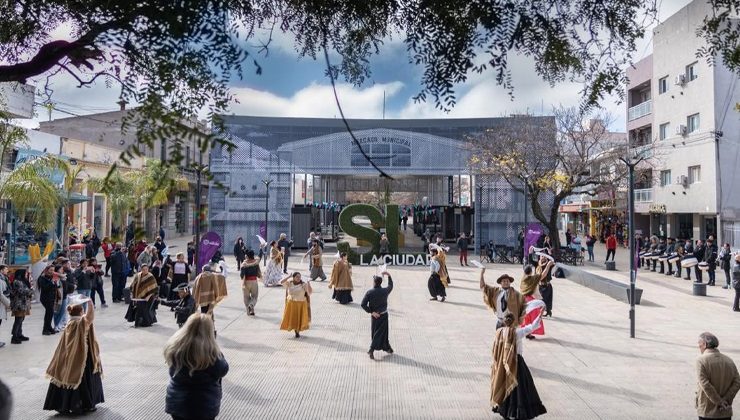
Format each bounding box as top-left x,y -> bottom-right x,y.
271,247 -> 284,265
329,261 -> 353,291
131,273 -> 158,299
482,285 -> 526,325
311,248 -> 323,267
193,272 -> 228,308
490,326 -> 518,406
45,316 -> 102,389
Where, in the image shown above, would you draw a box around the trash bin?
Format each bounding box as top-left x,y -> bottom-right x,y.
692,282 -> 706,296
605,261 -> 616,271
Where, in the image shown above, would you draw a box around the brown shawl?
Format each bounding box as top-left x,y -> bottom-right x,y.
482,284 -> 526,326
193,272 -> 228,308
437,251 -> 449,286
45,316 -> 102,389
490,326 -> 518,406
311,248 -> 323,267
131,272 -> 158,299
520,274 -> 539,297
329,260 -> 353,291
271,247 -> 284,265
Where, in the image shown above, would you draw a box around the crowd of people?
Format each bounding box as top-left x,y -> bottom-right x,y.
1,224 -> 739,420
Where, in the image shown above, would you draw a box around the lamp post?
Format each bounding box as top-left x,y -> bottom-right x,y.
476,183 -> 483,255
620,155 -> 644,339
523,175 -> 529,267
262,178 -> 273,266
193,163 -> 208,275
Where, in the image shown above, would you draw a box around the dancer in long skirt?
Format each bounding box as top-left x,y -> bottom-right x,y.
428,249 -> 447,301
519,265 -> 545,339
329,252 -> 354,304
44,296 -> 104,414
491,311 -> 547,420
535,256 -> 555,317
361,271 -> 394,360
305,241 -> 327,281
263,241 -> 284,287
124,264 -> 159,327
279,272 -> 312,337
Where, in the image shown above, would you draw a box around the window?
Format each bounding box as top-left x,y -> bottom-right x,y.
658,76 -> 669,94
688,165 -> 701,184
686,62 -> 698,81
660,170 -> 672,186
659,123 -> 669,140
687,113 -> 700,133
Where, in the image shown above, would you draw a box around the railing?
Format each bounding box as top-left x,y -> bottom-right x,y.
628,100 -> 652,121
633,188 -> 653,203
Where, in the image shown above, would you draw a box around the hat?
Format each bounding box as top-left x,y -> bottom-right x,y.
172,284 -> 190,293
496,274 -> 514,284
202,264 -> 212,272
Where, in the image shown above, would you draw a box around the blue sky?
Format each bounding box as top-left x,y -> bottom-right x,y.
18,0 -> 694,132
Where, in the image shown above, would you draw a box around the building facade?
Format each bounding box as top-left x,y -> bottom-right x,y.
626,0 -> 740,246
211,115 -> 555,253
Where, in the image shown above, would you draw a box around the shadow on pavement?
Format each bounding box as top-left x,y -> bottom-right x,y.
529,366 -> 655,402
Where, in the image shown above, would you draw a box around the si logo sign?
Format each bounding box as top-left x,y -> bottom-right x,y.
338,204 -> 399,255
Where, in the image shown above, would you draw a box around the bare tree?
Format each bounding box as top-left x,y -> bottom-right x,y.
469,107 -> 636,252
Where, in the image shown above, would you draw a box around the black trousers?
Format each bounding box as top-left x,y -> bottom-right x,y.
91,280 -> 106,305
666,262 -> 673,274
104,256 -> 111,275
724,268 -> 731,286
733,288 -> 740,311
708,270 -> 716,285
694,267 -> 703,282
606,249 -> 615,261
427,273 -> 446,298
11,316 -> 24,339
112,272 -> 125,301
41,299 -> 55,333
283,255 -> 289,273
370,313 -> 392,352
540,283 -> 553,313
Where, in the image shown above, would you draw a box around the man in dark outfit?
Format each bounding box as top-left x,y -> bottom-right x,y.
361,271 -> 394,360
160,284 -> 195,328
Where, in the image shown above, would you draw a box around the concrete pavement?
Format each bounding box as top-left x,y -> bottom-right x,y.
1,236 -> 739,419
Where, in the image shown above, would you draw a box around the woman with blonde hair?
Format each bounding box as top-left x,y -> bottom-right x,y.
164,313 -> 229,420
43,295 -> 104,414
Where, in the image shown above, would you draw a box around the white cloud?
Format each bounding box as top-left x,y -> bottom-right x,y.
228,81 -> 404,118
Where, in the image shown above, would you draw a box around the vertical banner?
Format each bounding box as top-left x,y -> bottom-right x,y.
259,222 -> 267,239
198,231 -> 222,269
447,176 -> 454,205
523,223 -> 544,260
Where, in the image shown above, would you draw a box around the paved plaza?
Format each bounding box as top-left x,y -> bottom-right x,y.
2,239 -> 740,419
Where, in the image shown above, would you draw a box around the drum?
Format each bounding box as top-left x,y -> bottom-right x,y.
698,262 -> 710,271
658,255 -> 669,262
668,254 -> 681,264
681,257 -> 698,268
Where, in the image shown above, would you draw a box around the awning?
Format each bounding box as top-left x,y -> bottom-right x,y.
67,192 -> 90,205
559,203 -> 587,213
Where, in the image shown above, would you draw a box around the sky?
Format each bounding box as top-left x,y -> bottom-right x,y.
16,0 -> 694,132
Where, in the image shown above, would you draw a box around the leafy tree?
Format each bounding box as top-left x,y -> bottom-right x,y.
468,107 -> 634,252
0,0 -> 664,178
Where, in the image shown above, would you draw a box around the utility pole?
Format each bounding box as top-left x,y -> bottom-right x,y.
262,178 -> 273,266
523,176 -> 529,267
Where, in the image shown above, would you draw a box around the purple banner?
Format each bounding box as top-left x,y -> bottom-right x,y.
259,222 -> 266,240
523,223 -> 544,259
198,231 -> 222,269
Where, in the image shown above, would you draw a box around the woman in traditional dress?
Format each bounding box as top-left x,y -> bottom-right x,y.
125,264 -> 159,327
9,268 -> 34,344
434,243 -> 451,286
535,255 -> 555,317
170,253 -> 191,290
262,241 -> 284,287
43,296 -> 104,414
164,313 -> 229,420
329,252 -> 353,304
519,265 -> 545,339
279,272 -> 312,338
491,311 -> 547,420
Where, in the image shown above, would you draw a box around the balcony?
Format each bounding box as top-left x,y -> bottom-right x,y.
633,188 -> 653,203
628,100 -> 652,121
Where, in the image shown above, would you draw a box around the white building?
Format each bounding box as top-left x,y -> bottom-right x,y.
626,0 -> 740,246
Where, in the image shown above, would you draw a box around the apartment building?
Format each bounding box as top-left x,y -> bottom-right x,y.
626,0 -> 740,246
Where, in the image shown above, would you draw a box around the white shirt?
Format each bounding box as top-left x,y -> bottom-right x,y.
515,319 -> 541,355
430,259 -> 440,274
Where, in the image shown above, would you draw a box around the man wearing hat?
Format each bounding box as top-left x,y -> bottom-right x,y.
160,284 -> 195,328
479,268 -> 526,329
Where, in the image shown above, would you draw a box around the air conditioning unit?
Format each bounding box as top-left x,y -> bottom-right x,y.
675,124 -> 687,136
674,74 -> 686,86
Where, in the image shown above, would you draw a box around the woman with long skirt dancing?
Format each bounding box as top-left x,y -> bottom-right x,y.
328,252 -> 353,304
279,272 -> 312,337
263,241 -> 284,287
44,295 -> 104,414
491,311 -> 546,420
535,256 -> 555,317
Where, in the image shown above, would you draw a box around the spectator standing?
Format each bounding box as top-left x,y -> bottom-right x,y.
109,244 -> 127,303
159,226 -> 166,241
565,229 -> 572,247
101,237 -> 114,277
694,332 -> 740,420
733,255 -> 740,312
379,234 -> 390,257
457,233 -> 469,266
719,243 -> 732,289
0,266 -> 9,348
9,268 -> 33,344
585,234 -> 596,262
164,313 -> 229,420
605,233 -> 617,262
277,233 -> 293,274
233,237 -> 247,269
402,214 -> 408,231
37,265 -> 58,335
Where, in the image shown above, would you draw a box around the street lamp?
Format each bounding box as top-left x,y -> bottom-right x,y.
194,162 -> 209,275
619,154 -> 645,339
262,178 -> 273,266
523,175 -> 529,267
